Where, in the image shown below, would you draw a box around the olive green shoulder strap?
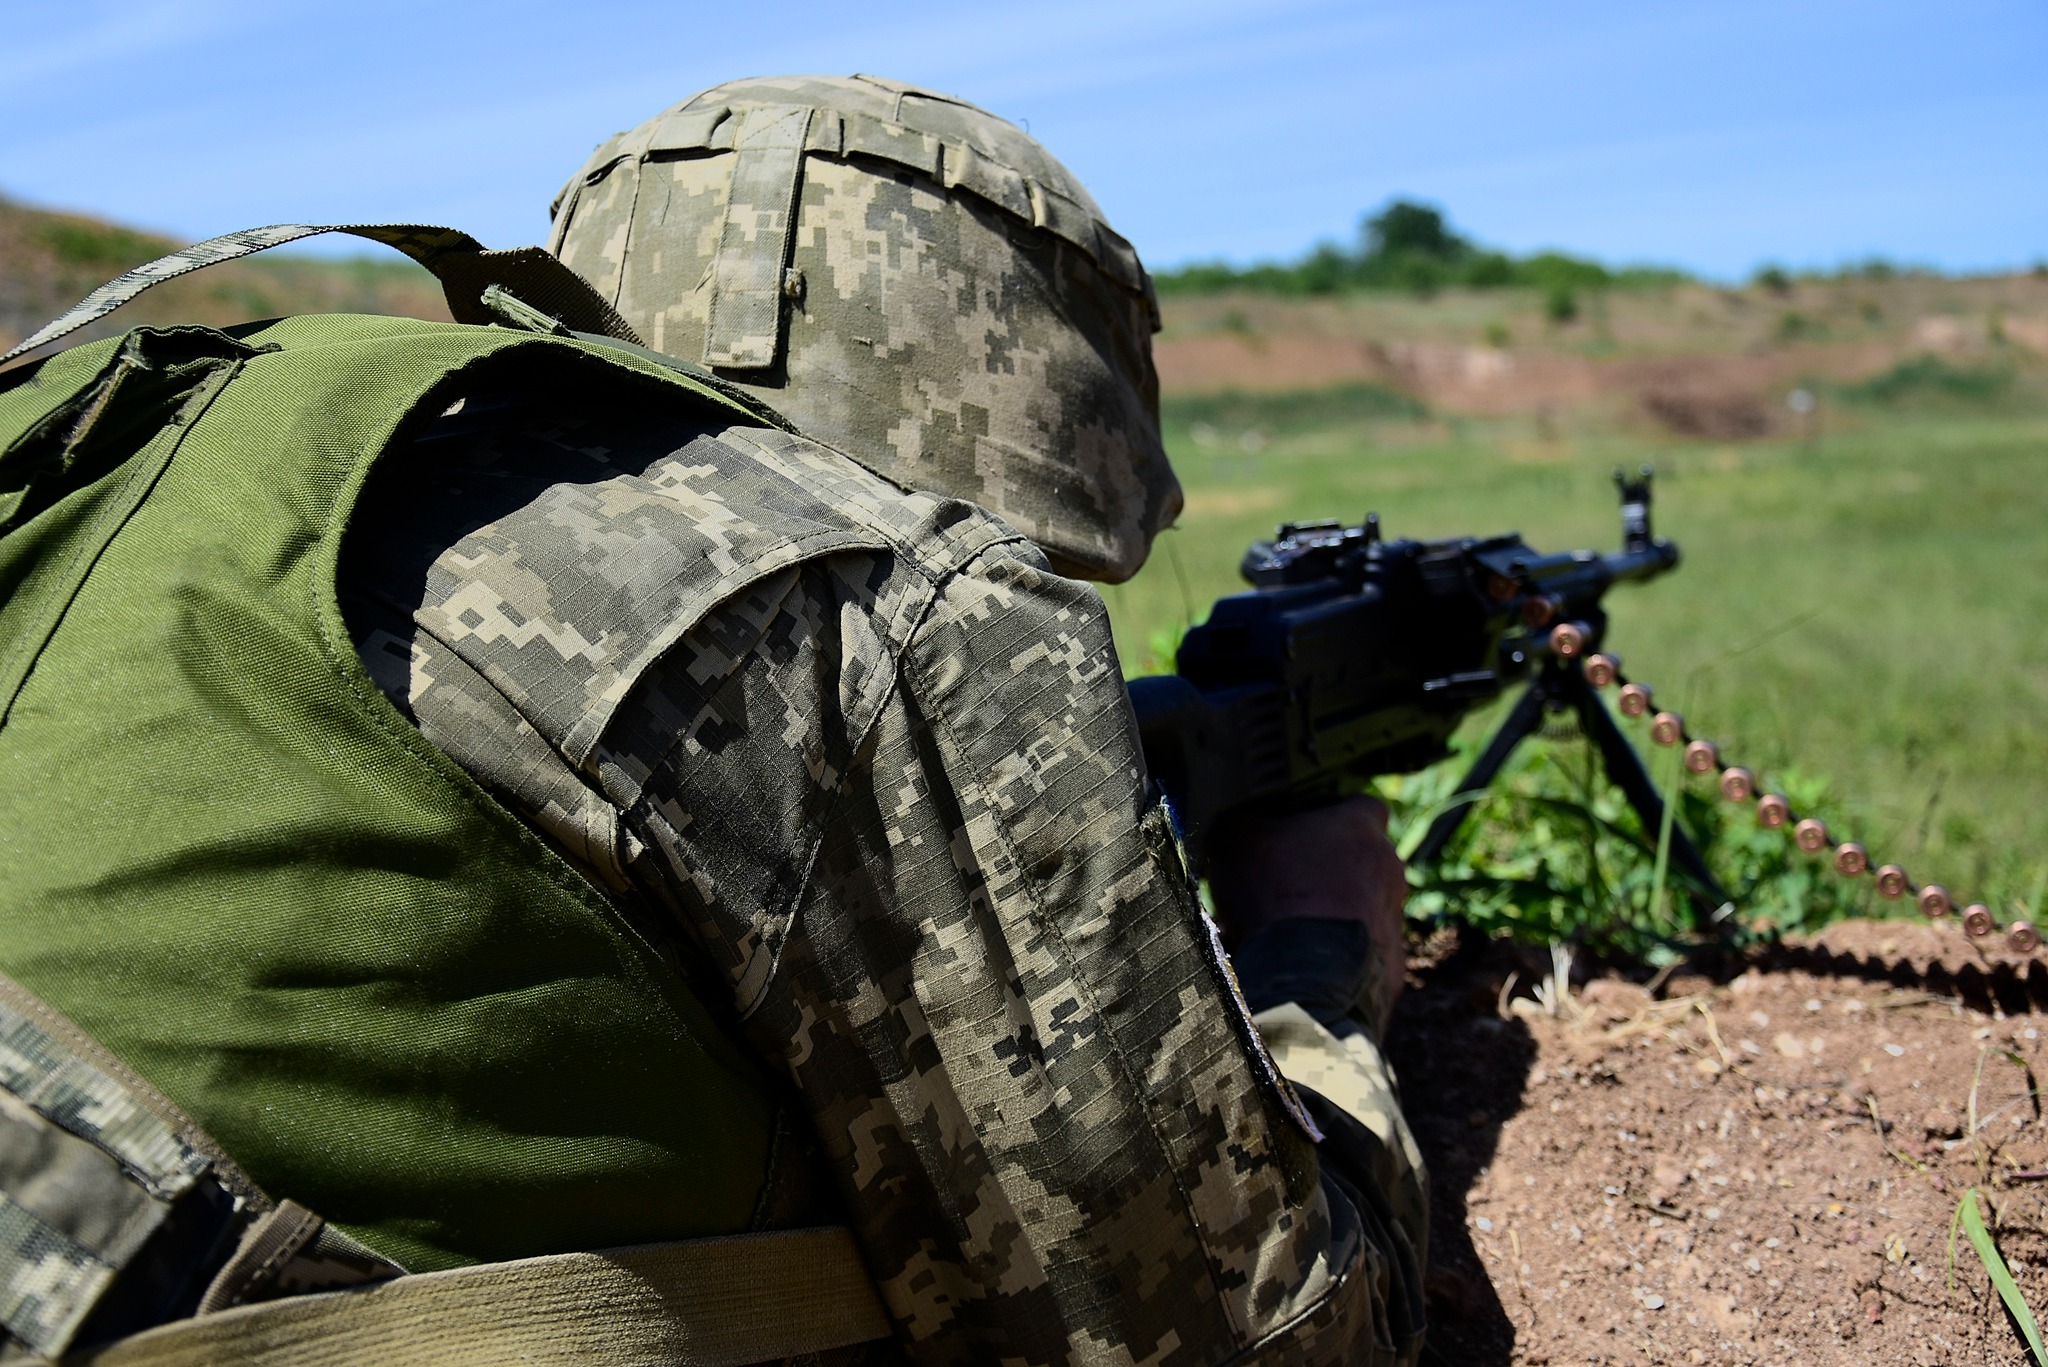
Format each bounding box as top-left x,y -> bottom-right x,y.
1,224 -> 644,368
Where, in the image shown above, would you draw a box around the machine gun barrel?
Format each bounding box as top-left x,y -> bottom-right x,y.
1128,468 -> 1681,872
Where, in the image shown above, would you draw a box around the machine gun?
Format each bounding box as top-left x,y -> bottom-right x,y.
1128,469 -> 1734,920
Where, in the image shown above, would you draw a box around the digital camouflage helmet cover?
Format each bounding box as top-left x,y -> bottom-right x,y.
547,74 -> 1181,582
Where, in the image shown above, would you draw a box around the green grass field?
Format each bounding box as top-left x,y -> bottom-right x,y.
1108,370 -> 2048,950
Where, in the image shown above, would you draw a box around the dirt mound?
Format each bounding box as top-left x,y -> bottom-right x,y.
1393,922 -> 2048,1365
1637,385 -> 1772,440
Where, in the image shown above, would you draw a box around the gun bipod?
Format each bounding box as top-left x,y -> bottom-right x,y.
1409,656 -> 1738,937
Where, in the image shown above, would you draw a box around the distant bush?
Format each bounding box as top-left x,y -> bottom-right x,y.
1154,199 -> 1689,298
1775,310 -> 1827,342
1840,355 -> 2013,407
1543,284 -> 1578,325
1465,252 -> 1517,288
1753,264 -> 1792,295
1161,382 -> 1426,436
1519,251 -> 1611,294
1751,257 -> 1938,287
1825,257 -> 1948,283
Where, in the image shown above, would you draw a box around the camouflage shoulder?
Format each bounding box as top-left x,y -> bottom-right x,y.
716,425 -> 1043,584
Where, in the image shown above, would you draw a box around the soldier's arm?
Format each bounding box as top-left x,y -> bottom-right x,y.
340,402 -> 1427,1363
605,534 -> 1426,1365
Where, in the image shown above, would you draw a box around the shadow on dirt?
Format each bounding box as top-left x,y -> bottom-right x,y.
1386,939 -> 1537,1367
1755,940 -> 2048,1017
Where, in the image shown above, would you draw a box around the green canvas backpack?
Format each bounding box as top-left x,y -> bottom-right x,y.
0,228 -> 880,1360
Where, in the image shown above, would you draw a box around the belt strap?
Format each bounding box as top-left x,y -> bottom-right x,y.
67,1227 -> 890,1367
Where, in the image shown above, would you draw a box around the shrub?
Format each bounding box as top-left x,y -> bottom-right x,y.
1466,252 -> 1517,288
1520,251 -> 1610,293
1753,264 -> 1792,295
1295,243 -> 1358,295
1385,733 -> 1871,957
1776,310 -> 1826,342
1840,355 -> 2013,407
1544,284 -> 1579,325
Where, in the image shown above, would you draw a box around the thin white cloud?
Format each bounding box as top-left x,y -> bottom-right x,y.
0,0 -> 256,91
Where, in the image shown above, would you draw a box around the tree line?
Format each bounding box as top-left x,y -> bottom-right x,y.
1154,200 -> 1686,300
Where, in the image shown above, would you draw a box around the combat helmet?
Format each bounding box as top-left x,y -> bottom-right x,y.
547,74 -> 1180,582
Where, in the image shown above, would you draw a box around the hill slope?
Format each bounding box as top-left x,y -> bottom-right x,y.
1,196 -> 449,360
1156,272 -> 2048,437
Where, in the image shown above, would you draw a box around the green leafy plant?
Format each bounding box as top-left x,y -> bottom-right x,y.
1382,720 -> 1868,958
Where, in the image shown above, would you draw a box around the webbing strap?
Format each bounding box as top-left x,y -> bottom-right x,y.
0,972 -> 406,1356
701,105 -> 814,370
0,974 -> 250,1357
1,225 -> 643,368
546,102 -> 1150,298
69,1227 -> 891,1367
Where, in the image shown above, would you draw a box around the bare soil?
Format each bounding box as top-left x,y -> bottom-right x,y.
1153,274 -> 2048,435
1390,919 -> 2048,1365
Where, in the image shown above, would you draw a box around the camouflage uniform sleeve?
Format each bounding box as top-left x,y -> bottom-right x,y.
1230,919 -> 1430,1340
601,537 -> 1424,1366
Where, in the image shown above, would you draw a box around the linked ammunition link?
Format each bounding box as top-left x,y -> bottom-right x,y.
1566,638 -> 2037,956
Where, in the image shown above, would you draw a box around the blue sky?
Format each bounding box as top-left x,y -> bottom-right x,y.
4,0 -> 2043,279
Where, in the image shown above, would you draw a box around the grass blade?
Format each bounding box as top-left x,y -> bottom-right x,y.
1646,733 -> 1681,933
1959,1187 -> 2048,1366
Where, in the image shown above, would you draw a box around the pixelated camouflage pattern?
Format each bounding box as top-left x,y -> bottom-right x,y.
548,75 -> 1181,584
196,1202 -> 404,1313
344,392 -> 1424,1365
1252,1006 -> 1428,1250
0,996 -> 210,1355
0,983 -> 407,1356
262,1226 -> 408,1300
0,1004 -> 209,1200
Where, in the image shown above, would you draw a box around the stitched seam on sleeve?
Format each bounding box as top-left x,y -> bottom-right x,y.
895,579 -> 1249,1341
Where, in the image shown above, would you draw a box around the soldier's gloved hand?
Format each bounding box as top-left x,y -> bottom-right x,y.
1206,795 -> 1409,1039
